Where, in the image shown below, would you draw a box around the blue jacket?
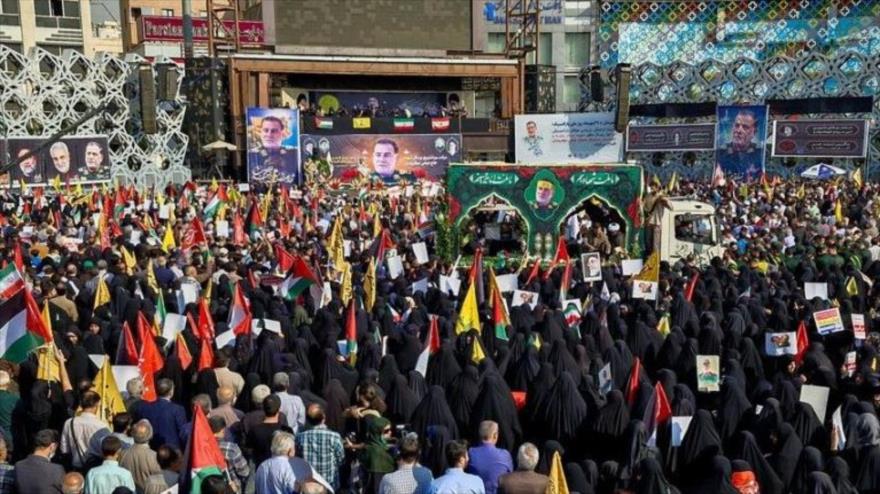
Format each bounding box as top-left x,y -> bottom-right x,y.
136,398 -> 187,449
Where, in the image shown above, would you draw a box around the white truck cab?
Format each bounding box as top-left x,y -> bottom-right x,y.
650,198 -> 725,267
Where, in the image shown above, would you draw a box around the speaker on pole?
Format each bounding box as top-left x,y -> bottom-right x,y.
614,63 -> 631,133
589,66 -> 603,103
138,65 -> 158,134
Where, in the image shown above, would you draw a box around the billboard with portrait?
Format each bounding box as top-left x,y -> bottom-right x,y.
1,136 -> 111,186
715,105 -> 768,180
309,91 -> 447,117
245,107 -> 301,185
300,133 -> 460,182
514,112 -> 624,165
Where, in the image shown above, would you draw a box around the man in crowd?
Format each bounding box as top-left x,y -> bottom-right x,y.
85,436 -> 135,494
254,431 -> 299,494
431,440 -> 485,494
209,416 -> 249,492
467,421 -> 512,494
378,433 -> 432,494
136,379 -> 186,450
14,430 -> 64,493
497,443 -> 548,494
118,420 -> 160,493
296,404 -> 344,491
60,391 -> 107,471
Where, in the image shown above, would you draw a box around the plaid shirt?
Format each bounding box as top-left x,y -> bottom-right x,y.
296,425 -> 344,488
217,440 -> 250,489
378,464 -> 434,494
0,463 -> 12,494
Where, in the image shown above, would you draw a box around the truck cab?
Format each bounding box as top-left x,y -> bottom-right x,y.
650,199 -> 725,267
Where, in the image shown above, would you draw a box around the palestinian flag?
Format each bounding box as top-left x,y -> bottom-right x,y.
414,315 -> 440,377
203,191 -> 223,220
228,283 -> 252,336
0,288 -> 53,363
0,265 -> 25,302
279,256 -> 318,299
179,405 -> 227,494
345,300 -> 357,366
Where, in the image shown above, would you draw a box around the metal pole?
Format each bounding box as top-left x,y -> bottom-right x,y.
182,0 -> 194,62
233,0 -> 241,52
207,0 -> 215,57
207,0 -> 225,178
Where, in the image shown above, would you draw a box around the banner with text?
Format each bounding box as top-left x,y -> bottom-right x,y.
626,123 -> 716,152
300,133 -> 460,182
514,112 -> 623,165
772,119 -> 869,158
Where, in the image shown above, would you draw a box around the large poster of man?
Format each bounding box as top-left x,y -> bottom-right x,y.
514,113 -> 623,165
300,134 -> 460,183
5,138 -> 46,185
72,137 -> 112,183
715,105 -> 768,180
246,107 -> 301,185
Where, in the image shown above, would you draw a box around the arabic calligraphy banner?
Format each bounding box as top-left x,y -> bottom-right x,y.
771,119 -> 869,158
626,123 -> 716,152
514,112 -> 624,165
300,133 -> 460,182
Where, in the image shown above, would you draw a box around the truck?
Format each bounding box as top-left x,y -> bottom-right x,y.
647,198 -> 725,267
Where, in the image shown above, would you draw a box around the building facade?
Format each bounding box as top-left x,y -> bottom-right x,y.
477,0 -> 598,112
0,0 -> 96,55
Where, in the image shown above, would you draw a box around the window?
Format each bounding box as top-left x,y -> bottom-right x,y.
526,33 -> 552,65
563,76 -> 582,107
565,32 -> 590,67
161,8 -> 174,16
487,33 -> 506,53
674,214 -> 717,245
50,0 -> 63,17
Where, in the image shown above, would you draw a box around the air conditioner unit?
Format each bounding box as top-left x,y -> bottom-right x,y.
446,91 -> 475,114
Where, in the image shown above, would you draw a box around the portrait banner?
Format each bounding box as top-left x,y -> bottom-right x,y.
514,112 -> 623,165
715,105 -> 768,180
696,355 -> 720,392
300,133 -> 460,183
246,107 -> 301,185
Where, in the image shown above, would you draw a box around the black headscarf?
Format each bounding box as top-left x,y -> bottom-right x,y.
532,371 -> 587,447
768,422 -> 804,491
385,373 -> 418,425
409,385 -> 458,440
447,365 -> 481,432
678,409 -> 721,477
321,378 -> 349,433
470,371 -> 522,451
634,456 -> 681,494
733,431 -> 784,494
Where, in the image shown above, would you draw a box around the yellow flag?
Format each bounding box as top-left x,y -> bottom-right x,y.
51,175 -> 62,192
340,262 -> 352,306
835,199 -> 844,223
455,278 -> 481,334
203,280 -> 213,302
545,451 -> 570,494
210,177 -> 219,192
42,300 -> 52,334
471,337 -> 486,364
666,171 -> 678,194
162,226 -> 176,252
364,258 -> 376,313
852,167 -> 864,189
121,247 -> 137,275
846,276 -> 859,297
94,356 -> 126,425
352,117 -> 371,129
36,344 -> 60,383
373,213 -> 382,238
635,252 -> 660,282
796,183 -> 805,200
328,217 -> 345,268
94,276 -> 111,310
657,314 -> 670,338
146,260 -> 159,294
75,182 -> 84,196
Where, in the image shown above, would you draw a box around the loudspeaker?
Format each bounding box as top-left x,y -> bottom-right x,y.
590,66 -> 603,102
156,65 -> 177,101
524,64 -> 556,113
139,66 -> 157,134
614,63 -> 631,133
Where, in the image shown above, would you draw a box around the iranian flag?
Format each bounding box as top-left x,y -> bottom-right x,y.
279,256 -> 318,299
393,118 -> 415,132
563,300 -> 582,329
0,287 -> 53,363
179,405 -> 227,494
228,283 -> 252,336
0,265 -> 25,302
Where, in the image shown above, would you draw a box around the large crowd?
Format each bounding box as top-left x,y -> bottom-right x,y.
0,172 -> 879,494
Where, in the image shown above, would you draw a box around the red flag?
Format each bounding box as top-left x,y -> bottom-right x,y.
345,300 -> 357,365
544,237 -> 571,280
232,212 -> 246,246
116,321 -> 138,365
197,298 -> 215,341
468,248 -> 485,304
795,320 -> 809,365
684,272 -> 699,302
626,357 -> 642,406
24,288 -> 53,343
174,332 -> 192,370
229,283 -> 252,336
653,381 -> 672,425
197,337 -> 214,371
524,258 -> 541,286
181,217 -> 208,251
274,243 -> 295,273
12,243 -> 24,272
137,312 -> 165,401
428,315 -> 441,354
